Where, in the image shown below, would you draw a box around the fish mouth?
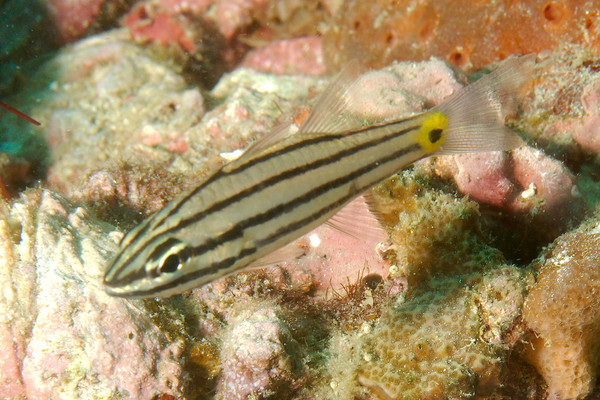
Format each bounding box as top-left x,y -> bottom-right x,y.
102,277 -> 164,299
102,275 -> 138,298
102,282 -> 132,298
103,285 -> 150,299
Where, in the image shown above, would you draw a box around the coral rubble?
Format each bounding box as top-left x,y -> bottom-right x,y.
0,190 -> 187,399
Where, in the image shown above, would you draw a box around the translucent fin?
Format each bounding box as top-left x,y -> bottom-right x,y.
435,54 -> 536,155
325,195 -> 388,245
241,59 -> 368,159
298,59 -> 368,135
242,121 -> 296,158
245,240 -> 306,270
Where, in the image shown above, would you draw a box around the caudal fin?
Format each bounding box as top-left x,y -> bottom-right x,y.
435,54 -> 536,154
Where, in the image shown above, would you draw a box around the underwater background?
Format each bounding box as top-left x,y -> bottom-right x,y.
1,0 -> 600,399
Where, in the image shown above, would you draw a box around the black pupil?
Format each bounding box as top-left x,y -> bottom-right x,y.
160,254 -> 181,274
429,128 -> 443,143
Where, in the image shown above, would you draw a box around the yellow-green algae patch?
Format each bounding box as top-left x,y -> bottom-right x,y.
372,169 -> 505,289
317,170 -> 529,400
357,266 -> 527,400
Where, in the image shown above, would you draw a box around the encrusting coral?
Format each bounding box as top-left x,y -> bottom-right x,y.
522,217 -> 600,400
318,170 -> 531,400
326,266 -> 528,400
372,169 -> 505,289
518,46 -> 600,165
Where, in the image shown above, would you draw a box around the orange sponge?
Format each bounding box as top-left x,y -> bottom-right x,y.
323,0 -> 600,72
522,222 -> 600,399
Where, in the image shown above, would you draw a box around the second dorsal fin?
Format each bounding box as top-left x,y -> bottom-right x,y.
239,60 -> 369,159
298,59 -> 368,135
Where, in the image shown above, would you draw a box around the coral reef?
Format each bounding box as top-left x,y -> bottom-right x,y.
429,147 -> 582,217
74,162 -> 191,227
240,37 -> 326,75
146,0 -> 331,43
424,146 -> 587,262
0,189 -> 187,399
6,2 -> 600,394
36,29 -> 205,194
321,265 -> 529,400
216,304 -> 313,399
217,305 -> 296,399
123,1 -> 227,88
120,0 -> 333,76
7,29 -> 326,217
43,0 -> 132,43
519,47 -> 600,163
372,169 -> 505,288
323,0 -> 600,72
358,267 -> 527,400
522,218 -> 600,400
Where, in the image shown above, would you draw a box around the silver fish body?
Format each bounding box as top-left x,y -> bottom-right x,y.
104,55 -> 535,298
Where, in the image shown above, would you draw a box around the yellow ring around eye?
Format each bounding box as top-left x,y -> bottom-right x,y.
417,111 -> 448,153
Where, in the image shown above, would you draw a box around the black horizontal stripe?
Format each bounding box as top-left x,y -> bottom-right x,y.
136,142 -> 422,297
117,115 -> 420,256
170,115 -> 421,218
166,122 -> 419,233
189,141 -> 422,259
114,119 -> 421,272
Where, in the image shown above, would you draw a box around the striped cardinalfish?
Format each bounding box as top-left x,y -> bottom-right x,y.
104,55 -> 535,298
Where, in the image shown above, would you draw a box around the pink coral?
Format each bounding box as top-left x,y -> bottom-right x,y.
217,306 -> 297,399
43,0 -> 104,42
544,79 -> 600,154
128,0 -> 271,42
125,4 -> 196,52
210,0 -> 270,40
159,0 -> 214,14
430,146 -> 585,231
0,190 -> 187,399
241,37 -> 326,75
443,151 -> 515,208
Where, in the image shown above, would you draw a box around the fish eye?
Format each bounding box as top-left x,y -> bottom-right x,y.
158,253 -> 182,274
146,237 -> 190,278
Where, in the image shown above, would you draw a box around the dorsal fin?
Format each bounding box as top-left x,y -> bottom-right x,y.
241,121 -> 296,159
298,60 -> 369,135
239,60 -> 369,160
